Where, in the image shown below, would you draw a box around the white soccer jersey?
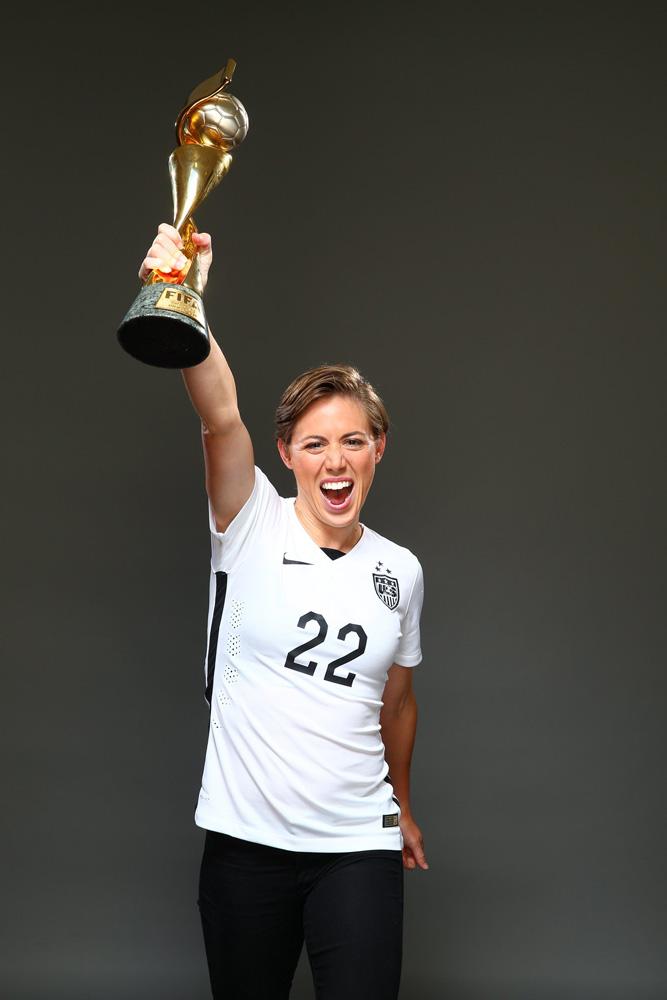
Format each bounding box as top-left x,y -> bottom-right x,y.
194,466 -> 424,852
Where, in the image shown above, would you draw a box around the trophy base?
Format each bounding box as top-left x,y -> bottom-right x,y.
117,282 -> 210,369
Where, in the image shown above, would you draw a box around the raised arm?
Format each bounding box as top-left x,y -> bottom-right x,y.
139,223 -> 255,531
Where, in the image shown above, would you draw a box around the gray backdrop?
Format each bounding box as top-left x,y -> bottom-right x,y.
3,2 -> 666,998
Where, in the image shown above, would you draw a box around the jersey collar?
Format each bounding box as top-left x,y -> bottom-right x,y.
285,498 -> 367,566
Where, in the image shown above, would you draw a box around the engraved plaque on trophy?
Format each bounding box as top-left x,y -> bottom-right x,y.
117,60 -> 249,368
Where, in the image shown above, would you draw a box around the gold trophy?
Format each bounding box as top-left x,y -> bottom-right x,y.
117,60 -> 249,368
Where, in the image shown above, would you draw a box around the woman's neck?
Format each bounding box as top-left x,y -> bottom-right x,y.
294,499 -> 363,553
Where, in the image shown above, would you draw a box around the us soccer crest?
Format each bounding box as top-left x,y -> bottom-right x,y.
373,562 -> 400,611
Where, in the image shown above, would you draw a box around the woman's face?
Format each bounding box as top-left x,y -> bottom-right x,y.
277,394 -> 385,538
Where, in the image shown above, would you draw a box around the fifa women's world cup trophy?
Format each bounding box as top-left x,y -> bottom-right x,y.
117,60 -> 249,368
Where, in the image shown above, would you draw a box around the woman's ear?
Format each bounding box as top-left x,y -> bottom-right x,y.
277,438 -> 293,469
374,432 -> 386,463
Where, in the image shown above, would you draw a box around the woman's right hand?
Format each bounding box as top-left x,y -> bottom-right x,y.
138,222 -> 214,290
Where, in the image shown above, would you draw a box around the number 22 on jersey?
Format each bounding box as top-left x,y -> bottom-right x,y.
284,612 -> 367,688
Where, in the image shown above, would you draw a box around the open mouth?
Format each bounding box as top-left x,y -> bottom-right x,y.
320,480 -> 354,510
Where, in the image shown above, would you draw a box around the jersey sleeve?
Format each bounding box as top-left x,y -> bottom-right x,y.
207,466 -> 282,571
394,560 -> 424,667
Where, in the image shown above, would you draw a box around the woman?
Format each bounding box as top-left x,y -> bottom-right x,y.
139,224 -> 428,1000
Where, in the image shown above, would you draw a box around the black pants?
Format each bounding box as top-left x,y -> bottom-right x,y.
198,830 -> 404,1000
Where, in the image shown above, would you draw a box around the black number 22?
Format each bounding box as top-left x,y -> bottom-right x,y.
284,612 -> 367,688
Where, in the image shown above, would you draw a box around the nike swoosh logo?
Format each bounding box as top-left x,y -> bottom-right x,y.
283,553 -> 314,565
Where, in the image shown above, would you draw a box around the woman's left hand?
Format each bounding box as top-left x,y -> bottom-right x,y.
400,815 -> 429,871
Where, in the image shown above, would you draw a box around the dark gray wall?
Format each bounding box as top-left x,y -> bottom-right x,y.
3,2 -> 665,998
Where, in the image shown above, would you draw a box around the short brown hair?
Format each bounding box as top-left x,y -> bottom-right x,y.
274,363 -> 389,444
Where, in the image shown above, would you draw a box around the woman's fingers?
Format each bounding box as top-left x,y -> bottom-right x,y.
157,222 -> 182,244
191,231 -> 213,288
138,248 -> 186,280
400,818 -> 429,872
192,232 -> 213,264
153,232 -> 187,266
138,223 -> 189,280
412,842 -> 429,870
192,231 -> 212,250
137,224 -> 214,282
153,233 -> 179,254
402,845 -> 428,871
138,255 -> 165,280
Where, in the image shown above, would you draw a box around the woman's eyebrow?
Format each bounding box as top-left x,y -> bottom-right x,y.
298,430 -> 367,442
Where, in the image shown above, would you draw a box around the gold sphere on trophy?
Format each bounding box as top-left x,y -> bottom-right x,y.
178,92 -> 249,150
